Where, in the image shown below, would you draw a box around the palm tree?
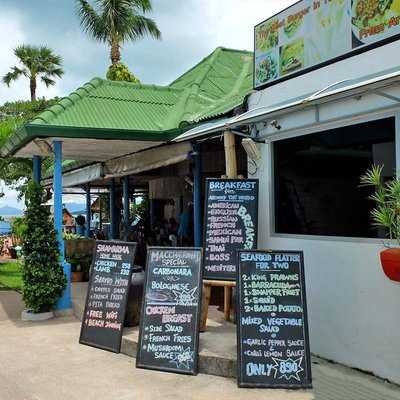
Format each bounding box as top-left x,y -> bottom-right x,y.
2,45 -> 64,102
76,0 -> 161,65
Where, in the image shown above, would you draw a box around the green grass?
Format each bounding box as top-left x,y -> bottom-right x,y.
0,261 -> 23,291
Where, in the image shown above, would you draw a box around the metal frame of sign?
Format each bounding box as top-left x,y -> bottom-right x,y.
136,246 -> 203,375
254,0 -> 400,90
79,240 -> 137,353
202,178 -> 259,281
236,249 -> 312,389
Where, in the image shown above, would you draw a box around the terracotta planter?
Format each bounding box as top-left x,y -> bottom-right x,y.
380,248 -> 400,282
71,271 -> 84,282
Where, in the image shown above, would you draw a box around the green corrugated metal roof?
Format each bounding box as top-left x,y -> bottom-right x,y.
1,47 -> 253,158
170,47 -> 253,123
31,80 -> 183,131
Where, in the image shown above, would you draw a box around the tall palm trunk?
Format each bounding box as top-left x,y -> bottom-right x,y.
30,77 -> 37,102
110,38 -> 121,65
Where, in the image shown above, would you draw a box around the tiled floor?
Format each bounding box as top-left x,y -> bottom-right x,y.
0,288 -> 398,399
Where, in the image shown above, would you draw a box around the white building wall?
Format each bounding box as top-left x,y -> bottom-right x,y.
254,143 -> 400,384
250,42 -> 400,384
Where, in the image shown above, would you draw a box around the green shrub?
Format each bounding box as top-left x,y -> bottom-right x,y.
63,232 -> 84,240
11,216 -> 27,242
0,98 -> 59,191
22,182 -> 66,313
106,63 -> 140,83
360,164 -> 400,243
0,98 -> 59,122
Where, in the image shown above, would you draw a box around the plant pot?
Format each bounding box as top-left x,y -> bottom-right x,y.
64,238 -> 95,258
380,248 -> 400,282
71,271 -> 84,282
21,309 -> 54,321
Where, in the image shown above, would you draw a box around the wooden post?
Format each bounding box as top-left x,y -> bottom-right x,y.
224,286 -> 232,321
223,130 -> 237,323
200,284 -> 212,332
223,131 -> 237,178
201,132 -> 239,330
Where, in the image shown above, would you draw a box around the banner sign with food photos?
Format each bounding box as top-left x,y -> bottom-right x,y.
254,0 -> 400,89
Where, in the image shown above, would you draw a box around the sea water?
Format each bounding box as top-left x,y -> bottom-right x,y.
0,221 -> 11,234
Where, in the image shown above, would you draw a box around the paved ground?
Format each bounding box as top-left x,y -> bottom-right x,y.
1,291 -> 400,400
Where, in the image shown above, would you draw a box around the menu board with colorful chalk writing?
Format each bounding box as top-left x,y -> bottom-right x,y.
237,250 -> 312,389
79,241 -> 137,353
136,247 -> 203,375
203,178 -> 258,281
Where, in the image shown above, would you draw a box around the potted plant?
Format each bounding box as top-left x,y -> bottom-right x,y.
64,232 -> 94,259
21,182 -> 67,321
360,165 -> 400,282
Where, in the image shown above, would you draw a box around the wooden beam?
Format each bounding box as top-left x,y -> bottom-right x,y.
223,131 -> 237,178
203,280 -> 236,287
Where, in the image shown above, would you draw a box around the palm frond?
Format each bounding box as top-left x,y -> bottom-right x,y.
362,164 -> 400,241
3,44 -> 63,98
134,0 -> 153,12
371,206 -> 394,230
360,164 -> 383,187
386,179 -> 400,201
76,0 -> 107,41
369,187 -> 386,204
41,76 -> 56,87
14,45 -> 36,60
79,0 -> 160,48
38,46 -> 62,66
101,0 -> 134,38
2,67 -> 26,86
124,14 -> 161,41
14,45 -> 37,73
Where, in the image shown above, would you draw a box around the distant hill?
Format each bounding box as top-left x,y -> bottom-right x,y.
64,202 -> 86,214
0,205 -> 23,216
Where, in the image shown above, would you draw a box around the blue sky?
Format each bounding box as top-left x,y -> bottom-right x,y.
0,0 -> 295,208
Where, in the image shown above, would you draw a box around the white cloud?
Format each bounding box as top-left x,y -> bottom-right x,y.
128,0 -> 297,85
0,181 -> 23,209
0,9 -> 63,103
63,194 -> 86,204
204,0 -> 296,50
0,10 -> 26,103
0,181 -> 87,210
0,0 -> 297,205
0,1 -> 298,98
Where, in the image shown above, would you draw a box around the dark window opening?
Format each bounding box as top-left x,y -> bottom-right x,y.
274,117 -> 396,238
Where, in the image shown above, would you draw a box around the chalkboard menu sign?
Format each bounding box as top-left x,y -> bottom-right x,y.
79,240 -> 137,353
136,247 -> 203,375
237,250 -> 312,389
203,178 -> 258,281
